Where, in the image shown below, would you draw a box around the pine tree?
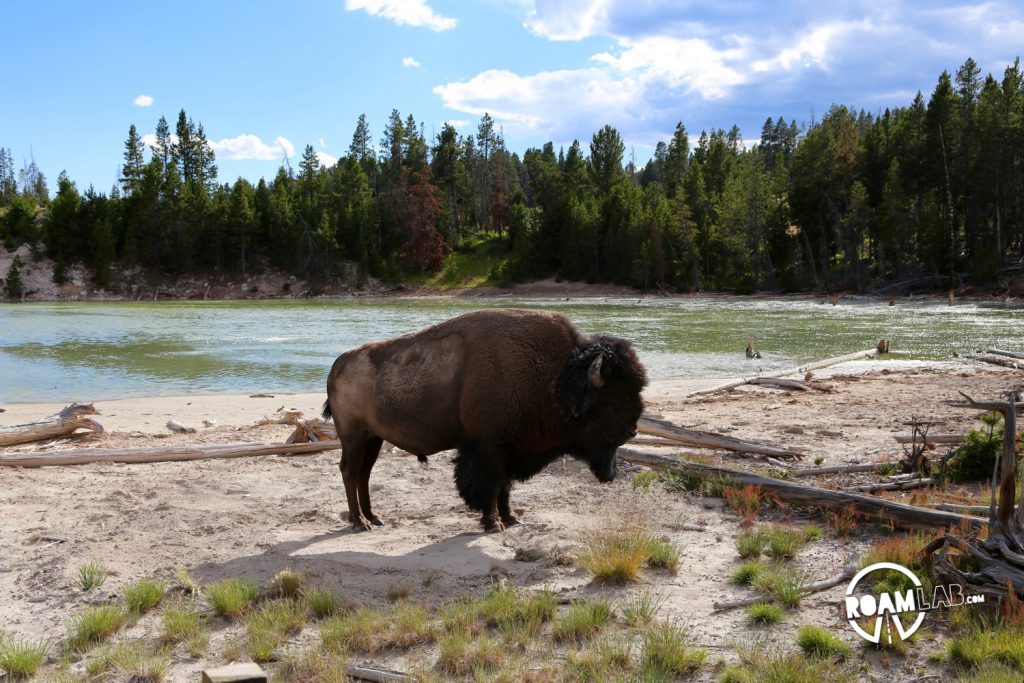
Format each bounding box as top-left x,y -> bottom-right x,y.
4,254 -> 24,299
120,124 -> 146,196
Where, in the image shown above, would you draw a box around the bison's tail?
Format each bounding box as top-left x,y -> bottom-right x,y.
321,400 -> 332,421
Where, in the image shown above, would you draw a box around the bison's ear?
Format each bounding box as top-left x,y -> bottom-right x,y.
557,343 -> 608,418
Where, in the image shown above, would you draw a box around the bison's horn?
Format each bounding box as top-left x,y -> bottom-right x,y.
589,354 -> 605,388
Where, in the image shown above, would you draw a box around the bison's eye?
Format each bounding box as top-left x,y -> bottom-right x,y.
628,429 -> 638,439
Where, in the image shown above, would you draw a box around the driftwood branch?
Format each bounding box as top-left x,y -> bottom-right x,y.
790,462 -> 900,478
986,349 -> 1024,360
966,353 -> 1023,369
847,478 -> 934,493
712,555 -> 860,611
687,343 -> 889,398
0,404 -> 104,447
637,415 -> 806,460
0,440 -> 341,468
618,447 -> 983,531
894,434 -> 962,445
346,665 -> 412,683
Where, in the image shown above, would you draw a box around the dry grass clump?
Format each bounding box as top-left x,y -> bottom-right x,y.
320,603 -> 434,654
0,633 -> 49,679
621,590 -> 664,628
639,621 -> 707,677
243,599 -> 308,662
751,564 -> 805,608
67,605 -> 125,650
720,641 -> 852,683
277,645 -> 350,683
948,626 -> 1024,671
85,640 -> 169,682
159,603 -> 208,657
564,638 -> 634,682
77,561 -> 108,592
577,526 -> 682,583
435,632 -> 506,676
304,587 -> 345,619
551,598 -> 614,643
268,567 -> 309,598
124,578 -> 166,615
206,577 -> 260,617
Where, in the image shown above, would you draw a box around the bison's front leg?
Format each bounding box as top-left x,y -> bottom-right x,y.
340,440 -> 373,532
497,482 -> 521,528
454,445 -> 506,533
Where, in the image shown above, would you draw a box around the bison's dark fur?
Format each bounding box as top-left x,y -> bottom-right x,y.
323,308 -> 647,532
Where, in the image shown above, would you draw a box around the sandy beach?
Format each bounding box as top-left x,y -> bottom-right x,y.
0,361 -> 1021,681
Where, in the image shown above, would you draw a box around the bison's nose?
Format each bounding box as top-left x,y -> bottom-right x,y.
628,429 -> 637,439
598,462 -> 617,483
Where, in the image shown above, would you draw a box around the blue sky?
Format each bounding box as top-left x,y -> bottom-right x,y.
2,0 -> 1021,193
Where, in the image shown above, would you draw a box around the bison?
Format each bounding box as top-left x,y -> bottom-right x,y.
322,308 -> 647,532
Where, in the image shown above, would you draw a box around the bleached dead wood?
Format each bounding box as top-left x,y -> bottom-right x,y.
712,555 -> 861,611
165,420 -> 195,434
687,343 -> 888,398
985,349 -> 1024,360
931,503 -> 989,514
894,434 -> 962,445
746,377 -> 814,391
0,440 -> 340,468
345,665 -> 412,683
637,415 -> 806,460
847,478 -> 934,493
0,404 -> 104,447
617,447 -> 983,531
967,353 -> 1022,369
790,462 -> 901,477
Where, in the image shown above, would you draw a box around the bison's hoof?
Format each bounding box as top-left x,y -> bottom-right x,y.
350,518 -> 374,532
501,515 -> 522,527
483,520 -> 505,533
369,516 -> 386,527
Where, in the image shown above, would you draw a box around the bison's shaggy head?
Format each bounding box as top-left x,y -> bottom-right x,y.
557,336 -> 647,482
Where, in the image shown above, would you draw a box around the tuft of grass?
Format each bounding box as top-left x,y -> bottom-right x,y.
762,524 -> 816,560
746,603 -> 785,625
305,587 -> 344,619
577,527 -> 654,584
124,578 -> 166,614
386,582 -> 413,603
704,474 -> 740,497
632,470 -> 659,491
645,536 -> 681,574
736,528 -> 767,559
277,645 -> 349,683
436,632 -> 506,676
730,561 -> 766,585
622,590 -> 664,628
439,597 -> 484,637
78,561 -> 108,592
660,468 -> 704,492
206,577 -> 260,617
795,625 -> 851,659
175,567 -> 201,595
479,583 -> 555,641
160,603 -> 207,656
321,603 -> 434,654
828,503 -> 859,538
958,663 -> 1024,683
751,565 -> 805,608
0,634 -> 49,679
640,621 -> 707,677
67,605 -> 125,650
948,627 -> 1024,671
88,641 -> 169,682
244,599 -> 307,662
725,641 -> 852,682
390,602 -> 435,649
269,568 -> 308,598
565,638 -> 634,682
552,599 -> 614,643
860,531 -> 934,593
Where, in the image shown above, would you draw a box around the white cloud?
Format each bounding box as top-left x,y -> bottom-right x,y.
133,94 -> 154,107
140,133 -> 178,149
403,56 -> 422,68
319,138 -> 326,148
524,0 -> 608,40
752,20 -> 873,74
315,151 -> 338,168
208,135 -> 295,160
345,0 -> 456,31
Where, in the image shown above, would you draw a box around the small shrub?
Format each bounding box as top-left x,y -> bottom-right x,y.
67,605 -> 124,650
730,561 -> 766,585
723,485 -> 763,525
746,603 -> 784,625
622,590 -> 664,628
552,599 -> 613,643
0,634 -> 48,679
124,578 -> 166,614
305,587 -> 344,619
640,621 -> 706,676
206,577 -> 260,617
78,561 -> 108,592
828,503 -> 859,538
945,413 -> 1003,483
577,527 -> 653,583
796,625 -> 851,659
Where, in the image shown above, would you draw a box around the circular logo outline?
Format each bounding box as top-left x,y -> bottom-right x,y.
845,561 -> 926,644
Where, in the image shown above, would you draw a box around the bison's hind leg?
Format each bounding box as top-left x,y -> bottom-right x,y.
454,445 -> 506,533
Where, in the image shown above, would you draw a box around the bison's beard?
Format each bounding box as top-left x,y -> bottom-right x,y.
587,450 -> 618,483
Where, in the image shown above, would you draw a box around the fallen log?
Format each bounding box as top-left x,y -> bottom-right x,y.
712,555 -> 860,611
0,440 -> 341,468
894,434 -> 962,445
966,353 -> 1022,369
617,447 -> 984,531
931,503 -> 989,514
746,377 -> 813,392
637,416 -> 806,460
0,404 -> 104,448
789,461 -> 901,477
985,349 -> 1024,360
687,343 -> 888,398
346,665 -> 412,683
847,478 -> 934,493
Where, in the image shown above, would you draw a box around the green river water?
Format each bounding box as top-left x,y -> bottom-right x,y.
0,296 -> 1020,403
